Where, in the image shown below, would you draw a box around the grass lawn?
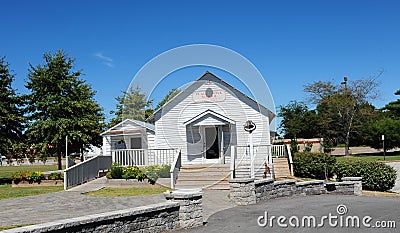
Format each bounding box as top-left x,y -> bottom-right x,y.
336,154 -> 400,162
0,184 -> 63,200
0,164 -> 65,179
0,224 -> 32,231
84,187 -> 169,197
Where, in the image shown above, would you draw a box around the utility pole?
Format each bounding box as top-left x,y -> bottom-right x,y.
341,76 -> 349,156
382,135 -> 386,161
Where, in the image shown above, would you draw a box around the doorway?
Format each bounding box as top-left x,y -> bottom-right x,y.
205,127 -> 219,159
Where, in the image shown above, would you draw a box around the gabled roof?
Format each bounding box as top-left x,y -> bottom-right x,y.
184,109 -> 235,126
101,119 -> 155,136
147,71 -> 276,122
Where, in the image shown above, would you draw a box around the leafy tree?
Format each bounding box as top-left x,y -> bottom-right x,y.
110,86 -> 149,125
25,50 -> 105,170
383,89 -> 400,118
155,88 -> 180,110
0,57 -> 25,162
110,87 -> 180,125
278,101 -> 319,139
364,117 -> 400,150
364,90 -> 400,150
304,75 -> 380,155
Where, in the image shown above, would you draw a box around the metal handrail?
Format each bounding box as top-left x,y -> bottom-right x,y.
64,155 -> 112,190
170,149 -> 181,189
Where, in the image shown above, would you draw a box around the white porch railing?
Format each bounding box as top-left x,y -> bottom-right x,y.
231,144 -> 290,179
112,149 -> 179,167
271,145 -> 288,158
64,155 -> 112,190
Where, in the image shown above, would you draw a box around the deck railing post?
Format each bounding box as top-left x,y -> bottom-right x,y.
230,145 -> 236,179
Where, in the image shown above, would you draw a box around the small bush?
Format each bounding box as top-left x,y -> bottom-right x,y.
110,163 -> 123,179
12,171 -> 30,184
49,172 -> 63,180
12,171 -> 45,184
27,171 -> 44,184
141,165 -> 171,184
122,166 -> 147,182
293,152 -> 336,180
335,160 -> 397,192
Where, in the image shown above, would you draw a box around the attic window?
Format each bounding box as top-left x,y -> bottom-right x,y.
206,88 -> 213,98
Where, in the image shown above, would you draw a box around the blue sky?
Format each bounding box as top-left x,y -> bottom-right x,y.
2,1 -> 400,127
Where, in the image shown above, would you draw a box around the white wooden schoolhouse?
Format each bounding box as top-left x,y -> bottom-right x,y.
65,72 -> 291,190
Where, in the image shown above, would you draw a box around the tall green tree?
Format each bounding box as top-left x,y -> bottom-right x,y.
25,50 -> 105,170
383,89 -> 400,118
110,86 -> 149,125
365,90 -> 400,150
304,75 -> 380,156
278,101 -> 319,139
155,88 -> 180,110
0,57 -> 25,162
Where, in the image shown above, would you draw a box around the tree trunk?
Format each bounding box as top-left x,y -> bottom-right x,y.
57,148 -> 62,170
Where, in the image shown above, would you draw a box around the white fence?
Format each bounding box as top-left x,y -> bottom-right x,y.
112,149 -> 179,167
271,145 -> 288,158
64,155 -> 112,190
232,144 -> 289,179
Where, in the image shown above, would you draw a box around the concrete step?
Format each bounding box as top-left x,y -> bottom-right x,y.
175,183 -> 230,190
273,158 -> 291,178
175,164 -> 230,190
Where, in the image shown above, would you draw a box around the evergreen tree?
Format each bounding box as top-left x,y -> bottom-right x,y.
155,88 -> 180,110
110,86 -> 149,125
25,50 -> 105,170
384,89 -> 400,118
0,57 -> 25,162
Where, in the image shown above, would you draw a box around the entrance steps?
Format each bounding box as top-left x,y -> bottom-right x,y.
174,164 -> 230,190
273,157 -> 291,178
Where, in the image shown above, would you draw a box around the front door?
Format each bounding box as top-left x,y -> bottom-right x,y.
204,126 -> 219,161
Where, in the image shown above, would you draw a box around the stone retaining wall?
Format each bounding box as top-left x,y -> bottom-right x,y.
5,190 -> 205,233
230,177 -> 362,205
3,202 -> 180,233
164,191 -> 203,228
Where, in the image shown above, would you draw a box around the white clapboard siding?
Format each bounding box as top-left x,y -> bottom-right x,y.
155,73 -> 272,165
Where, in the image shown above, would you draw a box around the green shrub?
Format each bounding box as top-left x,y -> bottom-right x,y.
141,165 -> 171,184
122,166 -> 147,182
48,172 -> 63,180
293,152 -> 336,180
110,163 -> 123,179
27,171 -> 44,184
334,160 -> 397,191
11,171 -> 30,184
12,171 -> 45,184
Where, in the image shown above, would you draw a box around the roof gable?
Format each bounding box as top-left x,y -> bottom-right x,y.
101,119 -> 155,136
147,72 -> 276,122
184,109 -> 235,126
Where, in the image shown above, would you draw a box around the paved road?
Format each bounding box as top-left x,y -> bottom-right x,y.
185,195 -> 400,233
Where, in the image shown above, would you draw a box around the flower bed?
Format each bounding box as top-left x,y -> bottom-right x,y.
12,180 -> 63,187
11,171 -> 64,187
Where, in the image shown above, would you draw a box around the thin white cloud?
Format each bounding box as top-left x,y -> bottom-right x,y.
94,52 -> 114,68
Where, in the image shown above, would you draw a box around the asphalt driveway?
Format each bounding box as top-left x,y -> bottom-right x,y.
185,195 -> 400,233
